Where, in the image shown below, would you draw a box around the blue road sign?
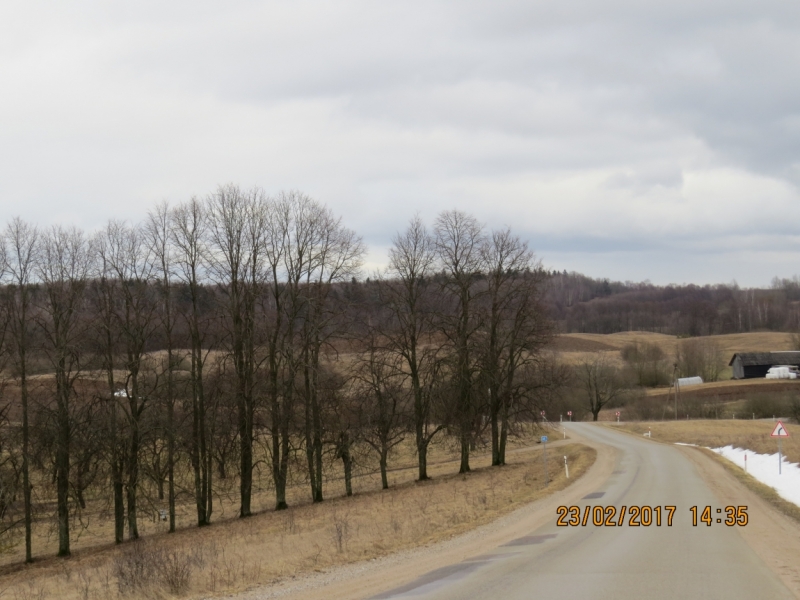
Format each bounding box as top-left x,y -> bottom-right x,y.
541,436 -> 548,443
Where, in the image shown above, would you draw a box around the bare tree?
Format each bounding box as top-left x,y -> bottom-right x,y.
577,355 -> 630,421
299,200 -> 364,502
480,228 -> 553,465
2,218 -> 37,561
263,193 -> 292,510
90,235 -> 125,543
36,226 -> 93,556
351,336 -> 407,489
206,184 -> 269,518
433,210 -> 486,474
171,197 -> 213,526
99,221 -> 159,540
145,202 -> 179,532
382,216 -> 442,480
675,338 -> 725,382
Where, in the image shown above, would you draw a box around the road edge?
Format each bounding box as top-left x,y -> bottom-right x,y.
222,432 -> 617,600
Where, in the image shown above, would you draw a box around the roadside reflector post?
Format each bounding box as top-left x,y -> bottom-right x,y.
541,435 -> 549,487
770,421 -> 790,475
564,455 -> 569,478
563,427 -> 566,439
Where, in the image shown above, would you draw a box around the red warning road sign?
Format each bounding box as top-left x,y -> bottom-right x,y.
771,421 -> 790,437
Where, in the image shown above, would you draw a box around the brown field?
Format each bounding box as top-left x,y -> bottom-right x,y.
0,441 -> 595,600
645,378 -> 800,399
556,330 -> 795,371
611,420 -> 799,464
558,330 -> 795,354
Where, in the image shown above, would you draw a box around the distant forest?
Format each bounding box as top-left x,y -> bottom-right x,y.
544,272 -> 800,336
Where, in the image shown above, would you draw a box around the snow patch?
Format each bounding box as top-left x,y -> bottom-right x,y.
710,445 -> 800,507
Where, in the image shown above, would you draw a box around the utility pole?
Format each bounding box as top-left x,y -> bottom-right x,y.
673,363 -> 679,420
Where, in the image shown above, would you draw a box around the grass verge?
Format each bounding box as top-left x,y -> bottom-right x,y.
0,442 -> 595,600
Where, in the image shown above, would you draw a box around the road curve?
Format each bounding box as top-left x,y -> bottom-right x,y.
371,423 -> 794,600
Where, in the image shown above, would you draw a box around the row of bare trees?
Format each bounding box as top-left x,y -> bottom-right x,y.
0,186 -> 556,562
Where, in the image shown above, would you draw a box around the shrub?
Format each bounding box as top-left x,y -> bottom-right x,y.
621,342 -> 670,387
113,540 -> 202,597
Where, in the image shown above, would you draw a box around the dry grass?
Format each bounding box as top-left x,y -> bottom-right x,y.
612,420 -> 800,463
556,331 -> 796,370
559,331 -> 794,354
0,441 -> 595,599
0,424 -> 559,567
645,378 -> 800,399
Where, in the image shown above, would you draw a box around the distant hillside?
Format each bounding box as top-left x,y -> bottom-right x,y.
545,271 -> 800,336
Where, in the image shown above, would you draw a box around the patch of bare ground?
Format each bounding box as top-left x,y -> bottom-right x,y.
0,442 -> 595,600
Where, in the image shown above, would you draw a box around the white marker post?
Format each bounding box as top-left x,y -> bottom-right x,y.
541,435 -> 549,486
770,420 -> 790,475
616,411 -> 620,423
564,455 -> 569,478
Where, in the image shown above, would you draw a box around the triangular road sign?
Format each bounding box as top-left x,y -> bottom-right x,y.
771,420 -> 790,438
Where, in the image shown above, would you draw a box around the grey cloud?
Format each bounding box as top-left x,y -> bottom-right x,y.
1,1 -> 799,287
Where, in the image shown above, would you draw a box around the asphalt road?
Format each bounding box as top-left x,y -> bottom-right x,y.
371,423 -> 794,600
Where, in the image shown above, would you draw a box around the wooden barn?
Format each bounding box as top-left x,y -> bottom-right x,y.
729,351 -> 800,379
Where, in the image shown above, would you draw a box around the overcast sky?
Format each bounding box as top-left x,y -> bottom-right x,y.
1,1 -> 799,286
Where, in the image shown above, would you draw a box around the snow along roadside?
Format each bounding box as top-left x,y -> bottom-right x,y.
699,445 -> 800,507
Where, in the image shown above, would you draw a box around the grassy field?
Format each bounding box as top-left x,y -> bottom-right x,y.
555,331 -> 795,375
612,420 -> 799,463
0,441 -> 595,600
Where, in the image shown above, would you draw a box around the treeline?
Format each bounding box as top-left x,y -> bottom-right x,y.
0,185 -> 557,562
547,271 -> 800,335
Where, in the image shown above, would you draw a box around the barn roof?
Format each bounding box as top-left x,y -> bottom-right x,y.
728,351 -> 800,366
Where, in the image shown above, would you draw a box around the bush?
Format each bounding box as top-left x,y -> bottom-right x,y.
621,342 -> 670,387
745,393 -> 794,420
113,540 -> 202,597
626,395 -> 664,421
675,338 -> 725,382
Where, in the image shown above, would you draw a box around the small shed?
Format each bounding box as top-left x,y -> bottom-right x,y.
729,351 -> 800,379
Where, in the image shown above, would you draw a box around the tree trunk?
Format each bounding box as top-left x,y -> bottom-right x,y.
417,436 -> 429,481
127,423 -> 139,540
490,393 -> 501,466
459,432 -> 470,474
379,449 -> 389,490
341,438 -> 353,497
56,369 -> 70,556
21,372 -> 32,562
